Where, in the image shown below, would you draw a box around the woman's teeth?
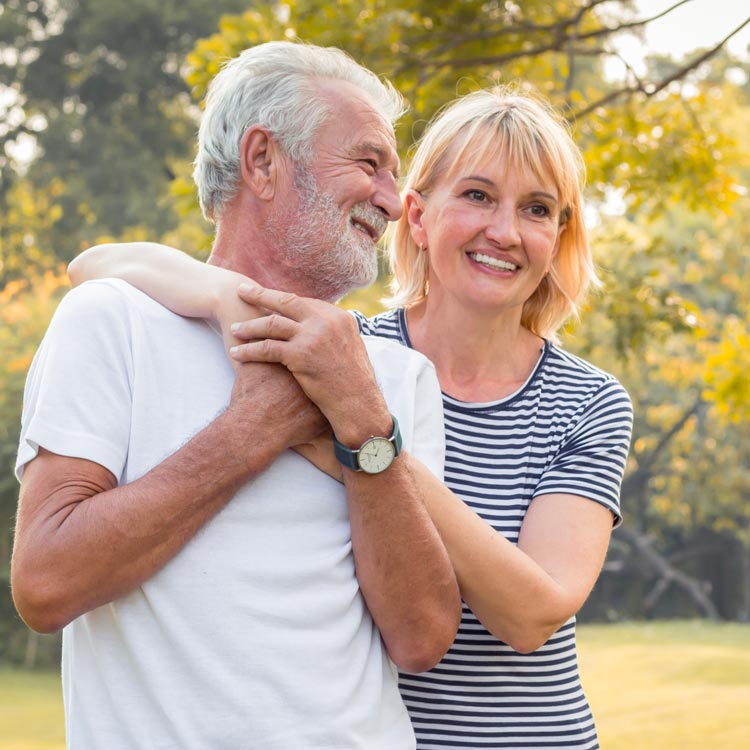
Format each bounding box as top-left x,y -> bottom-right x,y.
470,253 -> 518,271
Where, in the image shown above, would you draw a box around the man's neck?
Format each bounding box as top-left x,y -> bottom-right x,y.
207,201 -> 349,303
208,211 -> 296,292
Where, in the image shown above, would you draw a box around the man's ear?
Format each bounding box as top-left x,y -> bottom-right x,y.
404,189 -> 428,248
239,126 -> 280,201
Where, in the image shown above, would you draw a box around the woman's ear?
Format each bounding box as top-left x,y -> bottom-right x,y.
551,220 -> 566,260
404,189 -> 428,248
239,126 -> 279,201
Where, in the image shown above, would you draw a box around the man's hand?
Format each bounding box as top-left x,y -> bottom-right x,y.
228,281 -> 392,447
227,360 -> 329,458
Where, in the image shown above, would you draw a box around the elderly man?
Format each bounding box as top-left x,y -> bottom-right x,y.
11,42 -> 459,749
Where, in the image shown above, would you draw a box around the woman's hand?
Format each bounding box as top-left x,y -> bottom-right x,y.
293,434 -> 343,483
213,285 -> 263,371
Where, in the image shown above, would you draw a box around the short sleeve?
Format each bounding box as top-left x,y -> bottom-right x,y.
16,281 -> 136,481
533,379 -> 633,526
349,309 -> 372,335
362,336 -> 445,480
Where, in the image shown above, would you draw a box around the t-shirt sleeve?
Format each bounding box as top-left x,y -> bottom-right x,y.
363,336 -> 445,480
16,281 -> 135,482
405,353 -> 445,480
533,379 -> 633,526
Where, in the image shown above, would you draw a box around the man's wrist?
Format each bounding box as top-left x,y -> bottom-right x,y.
326,399 -> 393,448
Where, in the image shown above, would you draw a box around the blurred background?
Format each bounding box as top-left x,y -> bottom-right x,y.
1,1 -> 749,747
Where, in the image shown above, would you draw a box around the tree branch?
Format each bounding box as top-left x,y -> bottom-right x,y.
407,0 -> 700,72
569,14 -> 750,120
616,524 -> 720,619
620,396 -> 703,502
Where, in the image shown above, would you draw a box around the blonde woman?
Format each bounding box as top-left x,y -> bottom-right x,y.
70,86 -> 632,750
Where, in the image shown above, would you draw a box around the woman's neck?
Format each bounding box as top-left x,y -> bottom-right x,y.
405,297 -> 545,402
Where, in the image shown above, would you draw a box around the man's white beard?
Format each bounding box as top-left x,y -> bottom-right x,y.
267,166 -> 379,301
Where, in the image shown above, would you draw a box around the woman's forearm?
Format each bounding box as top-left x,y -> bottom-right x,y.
403,455 -> 613,653
68,242 -> 246,321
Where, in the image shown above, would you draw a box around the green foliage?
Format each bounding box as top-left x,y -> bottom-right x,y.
0,269 -> 69,662
0,0 -> 247,280
182,1 -> 745,218
703,316 -> 750,424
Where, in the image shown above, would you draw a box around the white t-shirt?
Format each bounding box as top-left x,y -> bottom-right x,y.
16,279 -> 446,750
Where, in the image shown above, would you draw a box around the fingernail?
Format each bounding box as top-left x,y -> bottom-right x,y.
230,323 -> 240,333
238,282 -> 256,293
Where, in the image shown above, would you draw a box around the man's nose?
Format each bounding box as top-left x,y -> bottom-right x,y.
373,171 -> 403,222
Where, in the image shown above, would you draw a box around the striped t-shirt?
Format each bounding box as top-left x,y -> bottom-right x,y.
355,308 -> 633,750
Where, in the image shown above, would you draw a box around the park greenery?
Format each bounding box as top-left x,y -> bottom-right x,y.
1,0 -> 749,666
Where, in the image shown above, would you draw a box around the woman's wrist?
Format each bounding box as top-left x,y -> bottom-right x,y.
207,267 -> 245,322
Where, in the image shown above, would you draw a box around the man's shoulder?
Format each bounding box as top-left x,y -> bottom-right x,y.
62,279 -> 197,330
66,278 -> 165,309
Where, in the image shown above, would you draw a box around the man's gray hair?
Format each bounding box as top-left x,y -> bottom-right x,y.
193,41 -> 406,222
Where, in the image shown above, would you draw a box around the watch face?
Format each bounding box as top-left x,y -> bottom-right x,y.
358,436 -> 396,474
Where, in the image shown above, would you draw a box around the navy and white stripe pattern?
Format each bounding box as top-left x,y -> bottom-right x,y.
355,308 -> 633,750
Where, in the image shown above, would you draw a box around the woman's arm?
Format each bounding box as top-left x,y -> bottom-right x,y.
68,242 -> 246,320
69,242 -> 261,356
402,456 -> 613,653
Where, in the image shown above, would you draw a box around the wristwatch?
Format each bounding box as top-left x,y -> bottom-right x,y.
332,415 -> 403,474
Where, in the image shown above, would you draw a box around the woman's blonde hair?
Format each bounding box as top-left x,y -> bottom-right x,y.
387,85 -> 598,340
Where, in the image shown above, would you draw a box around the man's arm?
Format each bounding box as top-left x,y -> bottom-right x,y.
228,282 -> 461,673
12,284 -> 327,633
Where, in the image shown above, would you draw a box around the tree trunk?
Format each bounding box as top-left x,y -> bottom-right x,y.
738,537 -> 750,623
23,629 -> 39,669
616,525 -> 720,620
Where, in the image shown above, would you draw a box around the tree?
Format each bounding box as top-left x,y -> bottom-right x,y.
0,0 -> 248,281
0,268 -> 69,665
183,1 -> 748,212
571,66 -> 750,620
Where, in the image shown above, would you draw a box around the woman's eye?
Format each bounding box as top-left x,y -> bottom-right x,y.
465,189 -> 487,202
527,204 -> 550,217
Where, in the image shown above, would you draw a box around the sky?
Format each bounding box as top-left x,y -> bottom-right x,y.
617,0 -> 750,70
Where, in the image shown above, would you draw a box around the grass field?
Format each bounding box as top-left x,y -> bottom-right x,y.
579,620 -> 750,750
0,666 -> 63,750
1,620 -> 748,750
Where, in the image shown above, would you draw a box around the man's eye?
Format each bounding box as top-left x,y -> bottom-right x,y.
361,159 -> 378,171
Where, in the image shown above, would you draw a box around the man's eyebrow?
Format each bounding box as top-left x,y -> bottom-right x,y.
353,142 -> 400,179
